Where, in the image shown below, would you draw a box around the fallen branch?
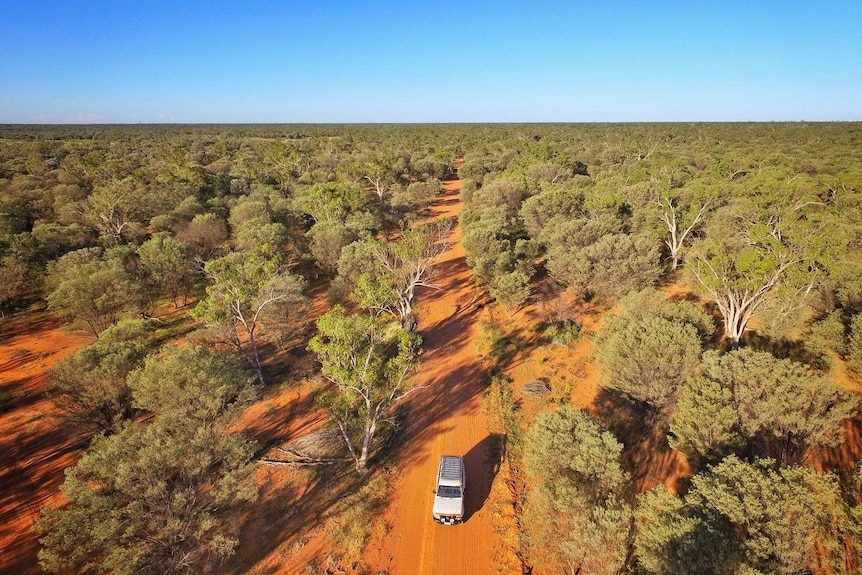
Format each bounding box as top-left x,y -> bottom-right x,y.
259,451 -> 351,467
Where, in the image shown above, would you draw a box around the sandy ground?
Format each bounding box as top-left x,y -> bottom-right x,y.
226,171 -> 520,575
3,175 -> 859,575
0,311 -> 92,575
364,174 -> 520,575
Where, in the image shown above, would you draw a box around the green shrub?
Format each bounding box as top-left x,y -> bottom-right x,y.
806,310 -> 847,357
849,313 -> 862,371
489,271 -> 531,314
483,376 -> 522,454
544,320 -> 581,346
327,473 -> 390,563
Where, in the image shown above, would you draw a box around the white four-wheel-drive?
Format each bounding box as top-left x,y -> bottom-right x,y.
432,455 -> 465,525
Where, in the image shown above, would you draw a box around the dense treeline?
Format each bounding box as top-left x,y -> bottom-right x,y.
0,124 -> 461,574
448,123 -> 862,574
454,123 -> 862,356
2,123 -> 862,574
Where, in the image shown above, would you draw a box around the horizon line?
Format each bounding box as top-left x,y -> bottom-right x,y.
2,119 -> 861,127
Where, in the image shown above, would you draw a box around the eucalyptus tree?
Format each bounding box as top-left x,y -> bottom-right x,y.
652,192 -> 713,270
634,485 -> 730,575
46,247 -> 139,335
390,178 -> 444,221
128,345 -> 260,425
75,177 -> 145,245
489,270 -> 532,314
228,197 -> 271,231
137,233 -> 197,308
537,200 -> 663,300
233,218 -> 288,256
411,151 -> 454,180
339,219 -> 451,331
359,150 -> 409,207
31,221 -> 95,262
293,182 -> 368,225
689,179 -> 831,348
193,250 -> 305,386
308,306 -> 420,473
519,183 -> 587,244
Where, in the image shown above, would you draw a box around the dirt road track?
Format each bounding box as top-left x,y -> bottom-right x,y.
367,174 -> 515,574
0,174 -> 518,575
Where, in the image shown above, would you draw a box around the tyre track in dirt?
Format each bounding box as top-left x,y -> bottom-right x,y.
367,173 -> 515,575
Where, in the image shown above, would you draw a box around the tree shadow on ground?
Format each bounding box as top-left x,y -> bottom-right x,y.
0,419 -> 89,575
0,310 -> 66,345
742,332 -> 830,370
589,388 -> 691,495
813,410 -> 862,473
225,461 -> 372,575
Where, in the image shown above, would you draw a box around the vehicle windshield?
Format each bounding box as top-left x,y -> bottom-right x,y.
437,486 -> 461,498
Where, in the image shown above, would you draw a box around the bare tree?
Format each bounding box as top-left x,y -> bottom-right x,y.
654,196 -> 711,269
348,219 -> 452,331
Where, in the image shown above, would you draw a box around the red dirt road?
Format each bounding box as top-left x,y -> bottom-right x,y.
366,175 -> 518,574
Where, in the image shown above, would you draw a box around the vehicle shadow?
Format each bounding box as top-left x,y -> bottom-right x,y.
463,433 -> 505,522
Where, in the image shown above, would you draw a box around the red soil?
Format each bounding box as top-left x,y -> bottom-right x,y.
3,180 -> 858,575
0,311 -> 91,575
227,380 -> 332,575
363,174 -> 521,575
226,172 -> 521,575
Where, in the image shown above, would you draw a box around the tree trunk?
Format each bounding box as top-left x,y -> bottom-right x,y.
246,324 -> 267,386
400,294 -> 415,332
723,301 -> 748,350
356,418 -> 377,473
666,217 -> 681,270
669,249 -> 681,270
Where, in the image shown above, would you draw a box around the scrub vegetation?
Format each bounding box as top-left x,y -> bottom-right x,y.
1,122 -> 862,574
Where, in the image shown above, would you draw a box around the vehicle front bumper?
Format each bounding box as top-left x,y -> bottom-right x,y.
433,514 -> 463,525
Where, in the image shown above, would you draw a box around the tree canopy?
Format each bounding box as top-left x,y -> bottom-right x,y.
595,300 -> 705,423
37,346 -> 259,575
49,319 -> 155,433
309,306 -> 420,472
670,348 -> 857,467
635,456 -> 859,575
193,249 -> 305,385
523,407 -> 632,575
46,247 -> 139,334
3,122 -> 861,575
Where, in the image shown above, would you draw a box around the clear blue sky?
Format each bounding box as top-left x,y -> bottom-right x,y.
1,1 -> 860,123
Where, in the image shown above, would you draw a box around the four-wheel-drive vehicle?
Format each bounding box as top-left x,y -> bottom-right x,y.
432,455 -> 465,524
